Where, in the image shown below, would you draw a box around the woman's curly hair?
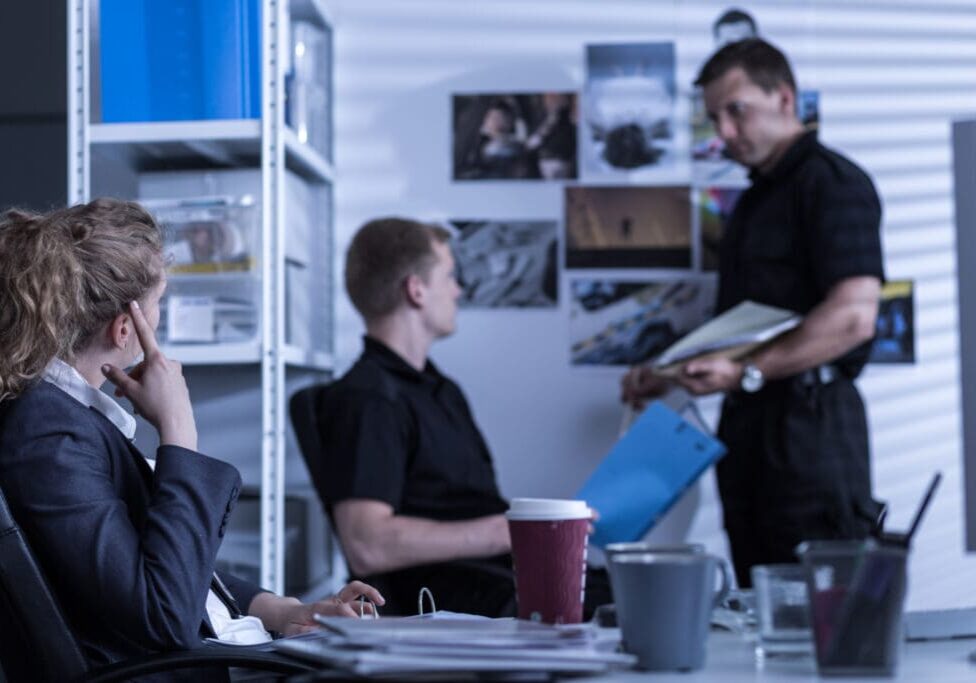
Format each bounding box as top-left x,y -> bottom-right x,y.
0,198 -> 163,400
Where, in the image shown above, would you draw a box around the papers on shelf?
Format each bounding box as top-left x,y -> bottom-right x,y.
652,300 -> 801,373
271,615 -> 635,676
166,295 -> 216,343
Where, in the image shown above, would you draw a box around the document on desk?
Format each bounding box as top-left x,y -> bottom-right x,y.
272,616 -> 636,675
577,401 -> 726,547
653,300 -> 801,376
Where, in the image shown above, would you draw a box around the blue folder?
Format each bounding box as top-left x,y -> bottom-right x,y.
576,401 -> 726,548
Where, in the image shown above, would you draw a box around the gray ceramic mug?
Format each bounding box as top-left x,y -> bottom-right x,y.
610,552 -> 731,671
596,542 -> 707,627
604,541 -> 705,570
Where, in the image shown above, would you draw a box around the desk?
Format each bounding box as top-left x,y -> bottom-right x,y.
588,631 -> 976,682
279,626 -> 976,681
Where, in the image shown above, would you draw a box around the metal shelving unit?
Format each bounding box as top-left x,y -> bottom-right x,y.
67,0 -> 334,594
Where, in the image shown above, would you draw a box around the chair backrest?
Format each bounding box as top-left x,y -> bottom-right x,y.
291,383 -> 402,594
289,384 -> 331,522
0,485 -> 89,682
287,383 -> 513,615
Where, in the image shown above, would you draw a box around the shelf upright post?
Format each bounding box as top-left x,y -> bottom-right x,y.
67,0 -> 90,204
260,0 -> 289,594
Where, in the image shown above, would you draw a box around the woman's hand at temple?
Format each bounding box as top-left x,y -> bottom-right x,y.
101,300 -> 198,450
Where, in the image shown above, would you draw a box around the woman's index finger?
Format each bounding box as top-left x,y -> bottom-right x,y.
128,300 -> 160,356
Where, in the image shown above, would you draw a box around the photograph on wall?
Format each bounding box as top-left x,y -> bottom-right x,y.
565,185 -> 692,269
798,89 -> 820,129
569,278 -> 716,366
453,92 -> 578,181
868,280 -> 915,364
711,6 -> 760,46
450,220 -> 558,308
582,42 -> 678,179
697,186 -> 743,271
692,6 -> 819,183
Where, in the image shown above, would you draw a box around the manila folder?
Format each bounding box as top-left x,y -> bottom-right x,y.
652,300 -> 801,373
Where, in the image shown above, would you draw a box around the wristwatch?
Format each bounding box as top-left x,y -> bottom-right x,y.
740,363 -> 765,393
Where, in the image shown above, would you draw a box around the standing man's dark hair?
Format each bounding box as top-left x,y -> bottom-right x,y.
695,38 -> 797,95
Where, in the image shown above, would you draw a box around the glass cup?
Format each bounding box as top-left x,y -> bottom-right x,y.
751,563 -> 813,658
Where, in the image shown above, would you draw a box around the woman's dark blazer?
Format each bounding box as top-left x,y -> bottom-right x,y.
0,380 -> 262,670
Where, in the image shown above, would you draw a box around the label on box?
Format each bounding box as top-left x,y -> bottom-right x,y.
167,295 -> 216,343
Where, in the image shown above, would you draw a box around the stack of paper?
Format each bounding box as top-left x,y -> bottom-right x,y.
272,615 -> 635,676
653,300 -> 801,374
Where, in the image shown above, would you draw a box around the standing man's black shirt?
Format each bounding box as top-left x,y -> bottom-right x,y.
718,130 -> 884,377
713,130 -> 885,586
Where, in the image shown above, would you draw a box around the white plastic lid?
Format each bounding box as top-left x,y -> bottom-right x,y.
506,498 -> 591,521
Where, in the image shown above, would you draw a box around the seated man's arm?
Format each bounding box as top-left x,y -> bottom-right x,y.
675,275 -> 880,395
334,499 -> 511,576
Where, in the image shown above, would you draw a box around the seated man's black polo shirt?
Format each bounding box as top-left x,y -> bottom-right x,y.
313,337 -> 513,615
717,130 -> 884,377
317,336 -> 508,521
312,337 -> 615,617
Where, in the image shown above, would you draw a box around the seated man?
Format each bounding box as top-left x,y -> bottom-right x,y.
311,217 -> 607,616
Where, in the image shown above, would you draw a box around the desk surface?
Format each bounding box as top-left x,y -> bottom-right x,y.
588,631 -> 976,682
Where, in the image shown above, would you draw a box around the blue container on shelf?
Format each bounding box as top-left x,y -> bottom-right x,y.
100,0 -> 261,122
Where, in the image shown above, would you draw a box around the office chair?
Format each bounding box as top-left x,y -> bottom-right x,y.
0,483 -> 314,683
289,384 -> 357,584
289,384 -> 517,616
290,384 -> 330,507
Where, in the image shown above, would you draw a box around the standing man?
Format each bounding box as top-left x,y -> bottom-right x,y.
622,39 -> 884,587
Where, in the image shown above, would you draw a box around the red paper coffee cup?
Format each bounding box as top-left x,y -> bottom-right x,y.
507,498 -> 590,624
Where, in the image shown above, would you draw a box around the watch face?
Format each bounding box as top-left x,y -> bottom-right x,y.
741,365 -> 764,392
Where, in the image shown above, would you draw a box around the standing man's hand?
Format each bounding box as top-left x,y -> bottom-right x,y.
675,357 -> 743,396
620,366 -> 671,409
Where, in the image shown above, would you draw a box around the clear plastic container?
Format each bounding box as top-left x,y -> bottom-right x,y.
143,196 -> 260,344
147,196 -> 259,275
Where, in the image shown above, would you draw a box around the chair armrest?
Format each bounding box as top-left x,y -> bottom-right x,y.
82,643 -> 315,683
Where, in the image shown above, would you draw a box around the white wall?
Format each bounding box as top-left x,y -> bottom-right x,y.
331,0 -> 976,609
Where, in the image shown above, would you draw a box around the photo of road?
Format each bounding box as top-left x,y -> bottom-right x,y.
451,220 -> 558,308
565,185 -> 692,269
569,278 -> 716,366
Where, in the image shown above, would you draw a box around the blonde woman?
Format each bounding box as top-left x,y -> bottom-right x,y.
0,199 -> 381,672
